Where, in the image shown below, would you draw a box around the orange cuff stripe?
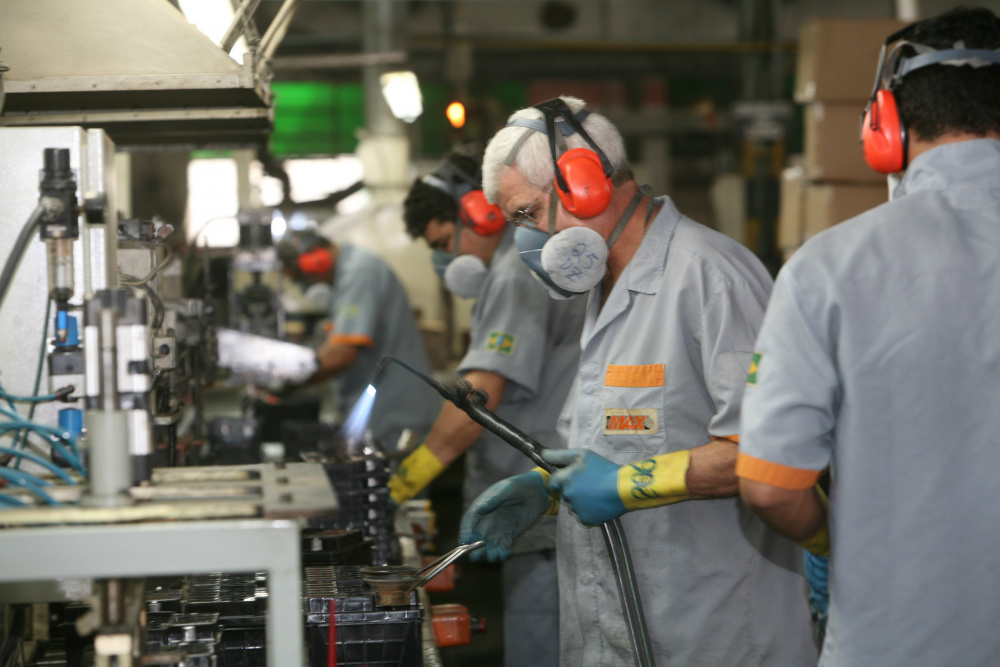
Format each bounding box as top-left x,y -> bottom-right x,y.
605,364 -> 664,387
736,452 -> 821,490
712,435 -> 740,443
329,334 -> 375,348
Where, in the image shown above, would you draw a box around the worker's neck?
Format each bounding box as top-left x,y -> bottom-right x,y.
599,181 -> 658,306
908,130 -> 1000,164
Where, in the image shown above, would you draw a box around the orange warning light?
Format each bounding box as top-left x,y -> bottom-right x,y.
446,102 -> 466,128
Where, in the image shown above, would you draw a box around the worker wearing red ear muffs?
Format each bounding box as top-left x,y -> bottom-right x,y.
391,151 -> 587,667
276,229 -> 439,450
458,96 -> 816,667
738,8 -> 1000,667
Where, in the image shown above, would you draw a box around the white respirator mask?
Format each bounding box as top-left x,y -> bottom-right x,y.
430,218 -> 489,299
514,187 -> 647,300
303,282 -> 333,311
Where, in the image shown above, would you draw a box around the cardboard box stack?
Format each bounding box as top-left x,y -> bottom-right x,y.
779,18 -> 905,259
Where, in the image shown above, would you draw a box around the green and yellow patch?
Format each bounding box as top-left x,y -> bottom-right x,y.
747,352 -> 761,386
486,331 -> 516,355
339,303 -> 360,319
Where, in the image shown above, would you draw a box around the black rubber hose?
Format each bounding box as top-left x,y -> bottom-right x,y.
0,204 -> 46,312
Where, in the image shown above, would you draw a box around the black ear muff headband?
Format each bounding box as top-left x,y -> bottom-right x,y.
867,23 -> 1000,101
533,98 -> 613,194
421,161 -> 482,202
502,100 -> 614,180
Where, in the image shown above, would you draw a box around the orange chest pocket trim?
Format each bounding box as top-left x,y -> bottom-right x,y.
604,364 -> 665,388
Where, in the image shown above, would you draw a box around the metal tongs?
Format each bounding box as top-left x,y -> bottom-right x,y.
360,541 -> 485,606
415,540 -> 486,583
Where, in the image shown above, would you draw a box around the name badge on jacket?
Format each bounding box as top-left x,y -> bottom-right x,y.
604,408 -> 659,435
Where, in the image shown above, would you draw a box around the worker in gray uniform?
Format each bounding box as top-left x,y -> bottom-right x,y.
389,152 -> 585,667
460,97 -> 817,666
739,9 -> 1000,667
277,230 -> 439,449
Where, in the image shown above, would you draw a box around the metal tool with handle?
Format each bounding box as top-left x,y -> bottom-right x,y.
372,356 -> 656,667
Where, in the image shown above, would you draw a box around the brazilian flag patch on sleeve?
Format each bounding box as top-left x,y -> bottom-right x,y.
486,331 -> 517,355
747,352 -> 761,386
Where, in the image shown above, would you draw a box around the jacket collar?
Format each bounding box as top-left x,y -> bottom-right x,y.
623,196 -> 680,295
896,138 -> 1000,198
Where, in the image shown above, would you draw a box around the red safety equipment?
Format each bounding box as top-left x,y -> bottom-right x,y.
857,22 -> 1000,173
555,147 -> 614,218
534,98 -> 614,218
861,89 -> 907,174
298,247 -> 334,275
459,190 -> 505,236
422,160 -> 504,235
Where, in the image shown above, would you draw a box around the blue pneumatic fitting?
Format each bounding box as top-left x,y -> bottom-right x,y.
55,312 -> 79,347
59,408 -> 83,440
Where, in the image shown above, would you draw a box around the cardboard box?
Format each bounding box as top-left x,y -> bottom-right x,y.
795,18 -> 907,103
805,102 -> 886,183
804,182 -> 889,240
778,166 -> 807,251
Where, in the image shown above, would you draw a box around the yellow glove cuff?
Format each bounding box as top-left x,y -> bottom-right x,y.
617,450 -> 692,512
797,484 -> 830,556
389,443 -> 445,505
531,467 -> 561,516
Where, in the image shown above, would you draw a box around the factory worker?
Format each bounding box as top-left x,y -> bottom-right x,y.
738,9 -> 1000,667
459,96 -> 817,667
389,151 -> 586,667
276,230 -> 439,449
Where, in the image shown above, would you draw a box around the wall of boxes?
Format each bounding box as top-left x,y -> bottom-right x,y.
779,18 -> 906,260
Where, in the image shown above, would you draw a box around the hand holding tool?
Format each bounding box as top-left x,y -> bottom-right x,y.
544,448 -> 692,527
459,469 -> 557,562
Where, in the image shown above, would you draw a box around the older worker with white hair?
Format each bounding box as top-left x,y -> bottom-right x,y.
458,96 -> 817,667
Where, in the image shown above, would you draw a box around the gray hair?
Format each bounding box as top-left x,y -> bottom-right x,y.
481,95 -> 630,203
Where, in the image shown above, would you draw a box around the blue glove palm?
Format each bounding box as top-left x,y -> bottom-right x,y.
543,448 -> 626,527
459,470 -> 551,562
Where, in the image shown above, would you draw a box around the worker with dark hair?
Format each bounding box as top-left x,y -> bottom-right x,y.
390,151 -> 586,667
276,229 -> 439,450
738,8 -> 1000,666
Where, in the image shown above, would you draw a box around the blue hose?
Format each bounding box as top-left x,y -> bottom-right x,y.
0,389 -> 60,403
0,467 -> 62,506
0,423 -> 85,474
0,494 -> 28,507
0,447 -> 75,484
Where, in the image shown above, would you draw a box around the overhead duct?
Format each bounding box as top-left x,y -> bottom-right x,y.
0,0 -> 283,149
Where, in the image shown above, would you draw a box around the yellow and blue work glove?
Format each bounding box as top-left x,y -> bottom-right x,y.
387,443 -> 446,506
542,448 -> 692,527
459,468 -> 559,562
797,485 -> 830,557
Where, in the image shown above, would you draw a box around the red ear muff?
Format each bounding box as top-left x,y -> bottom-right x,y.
459,190 -> 505,235
862,89 -> 906,174
298,247 -> 333,275
554,147 -> 613,219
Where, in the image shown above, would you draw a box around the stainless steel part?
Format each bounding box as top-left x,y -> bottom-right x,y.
99,307 -> 118,410
414,540 -> 486,583
221,0 -> 263,54
602,520 -> 656,667
0,519 -> 305,666
216,327 -> 318,386
359,541 -> 485,606
82,409 -> 132,508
